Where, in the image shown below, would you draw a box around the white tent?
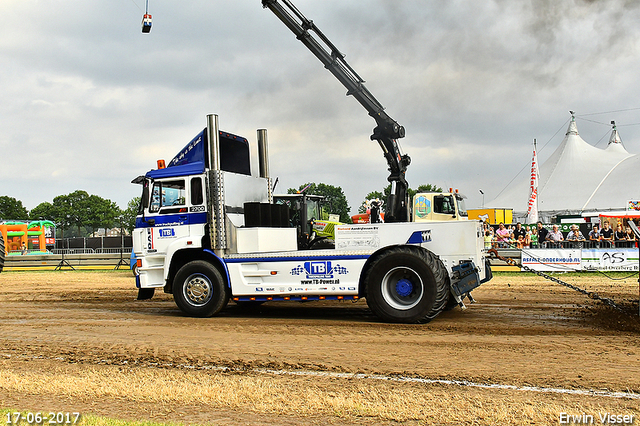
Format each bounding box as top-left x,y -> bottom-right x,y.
604,124 -> 629,155
487,114 -> 638,219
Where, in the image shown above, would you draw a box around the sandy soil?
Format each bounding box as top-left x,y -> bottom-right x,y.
0,270 -> 638,425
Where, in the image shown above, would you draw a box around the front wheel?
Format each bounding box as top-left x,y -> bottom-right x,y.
364,247 -> 447,323
173,261 -> 229,317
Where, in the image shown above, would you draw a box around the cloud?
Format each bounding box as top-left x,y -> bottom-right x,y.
2,0 -> 640,212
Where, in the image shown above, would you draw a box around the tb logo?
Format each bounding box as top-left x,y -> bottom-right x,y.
304,261 -> 333,278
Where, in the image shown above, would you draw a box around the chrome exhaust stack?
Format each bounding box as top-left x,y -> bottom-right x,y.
257,128 -> 272,203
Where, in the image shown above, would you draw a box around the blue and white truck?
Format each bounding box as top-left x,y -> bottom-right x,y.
130,0 -> 492,323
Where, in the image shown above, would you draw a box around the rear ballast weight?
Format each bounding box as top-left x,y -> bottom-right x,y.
131,115 -> 491,323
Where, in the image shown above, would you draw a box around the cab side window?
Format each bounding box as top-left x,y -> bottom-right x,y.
191,177 -> 203,205
434,195 -> 455,215
161,180 -> 186,207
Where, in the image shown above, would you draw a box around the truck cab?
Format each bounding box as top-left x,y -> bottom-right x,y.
412,191 -> 468,222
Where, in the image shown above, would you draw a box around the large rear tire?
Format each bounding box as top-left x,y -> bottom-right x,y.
173,261 -> 229,317
425,275 -> 451,320
364,247 -> 448,323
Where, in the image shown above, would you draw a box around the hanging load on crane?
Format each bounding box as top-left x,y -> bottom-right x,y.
142,14 -> 152,33
141,0 -> 152,33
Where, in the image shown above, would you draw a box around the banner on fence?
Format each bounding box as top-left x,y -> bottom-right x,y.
521,249 -> 581,272
521,248 -> 639,271
581,249 -> 639,271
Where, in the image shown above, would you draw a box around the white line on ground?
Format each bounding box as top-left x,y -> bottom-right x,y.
13,353 -> 639,400
254,368 -> 640,400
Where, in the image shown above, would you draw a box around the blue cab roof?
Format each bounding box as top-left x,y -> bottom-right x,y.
145,161 -> 205,179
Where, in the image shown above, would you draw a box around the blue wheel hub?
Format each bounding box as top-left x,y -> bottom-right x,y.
395,278 -> 413,297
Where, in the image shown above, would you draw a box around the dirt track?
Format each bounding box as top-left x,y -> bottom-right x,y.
0,270 -> 639,425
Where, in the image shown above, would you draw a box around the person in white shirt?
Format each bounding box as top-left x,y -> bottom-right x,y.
546,224 -> 564,247
566,225 -> 586,248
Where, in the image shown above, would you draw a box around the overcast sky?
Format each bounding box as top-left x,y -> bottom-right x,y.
2,0 -> 640,214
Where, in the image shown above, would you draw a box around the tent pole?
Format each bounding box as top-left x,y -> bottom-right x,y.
534,139 -> 538,221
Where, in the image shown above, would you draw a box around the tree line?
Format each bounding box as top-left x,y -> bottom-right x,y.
0,182 -> 444,236
0,192 -> 139,238
287,182 -> 445,220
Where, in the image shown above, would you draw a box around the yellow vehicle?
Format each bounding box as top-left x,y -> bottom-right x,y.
412,191 -> 468,222
466,208 -> 513,225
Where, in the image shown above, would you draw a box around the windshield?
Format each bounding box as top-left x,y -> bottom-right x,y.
306,199 -> 322,221
456,195 -> 468,217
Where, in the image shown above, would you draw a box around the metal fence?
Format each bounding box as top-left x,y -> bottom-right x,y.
55,236 -> 133,251
3,251 -> 132,270
50,247 -> 132,255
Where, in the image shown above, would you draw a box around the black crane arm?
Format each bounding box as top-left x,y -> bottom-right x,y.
262,0 -> 411,222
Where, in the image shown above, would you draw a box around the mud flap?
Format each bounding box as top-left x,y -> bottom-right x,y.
450,262 -> 481,308
137,288 -> 155,300
481,258 -> 493,284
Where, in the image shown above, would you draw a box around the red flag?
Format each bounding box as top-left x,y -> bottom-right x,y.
526,143 -> 539,224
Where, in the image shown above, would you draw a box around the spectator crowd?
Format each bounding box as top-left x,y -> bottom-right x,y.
483,220 -> 637,250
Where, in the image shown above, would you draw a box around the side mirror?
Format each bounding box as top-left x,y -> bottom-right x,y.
141,183 -> 152,225
142,185 -> 150,209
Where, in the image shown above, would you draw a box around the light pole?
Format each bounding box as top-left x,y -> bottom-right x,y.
479,189 -> 484,208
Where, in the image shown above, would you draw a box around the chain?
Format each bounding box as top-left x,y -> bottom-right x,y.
488,249 -> 625,312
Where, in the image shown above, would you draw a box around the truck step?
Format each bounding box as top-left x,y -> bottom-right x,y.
233,295 -> 359,302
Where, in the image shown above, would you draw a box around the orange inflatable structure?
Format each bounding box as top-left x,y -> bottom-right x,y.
0,220 -> 55,255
